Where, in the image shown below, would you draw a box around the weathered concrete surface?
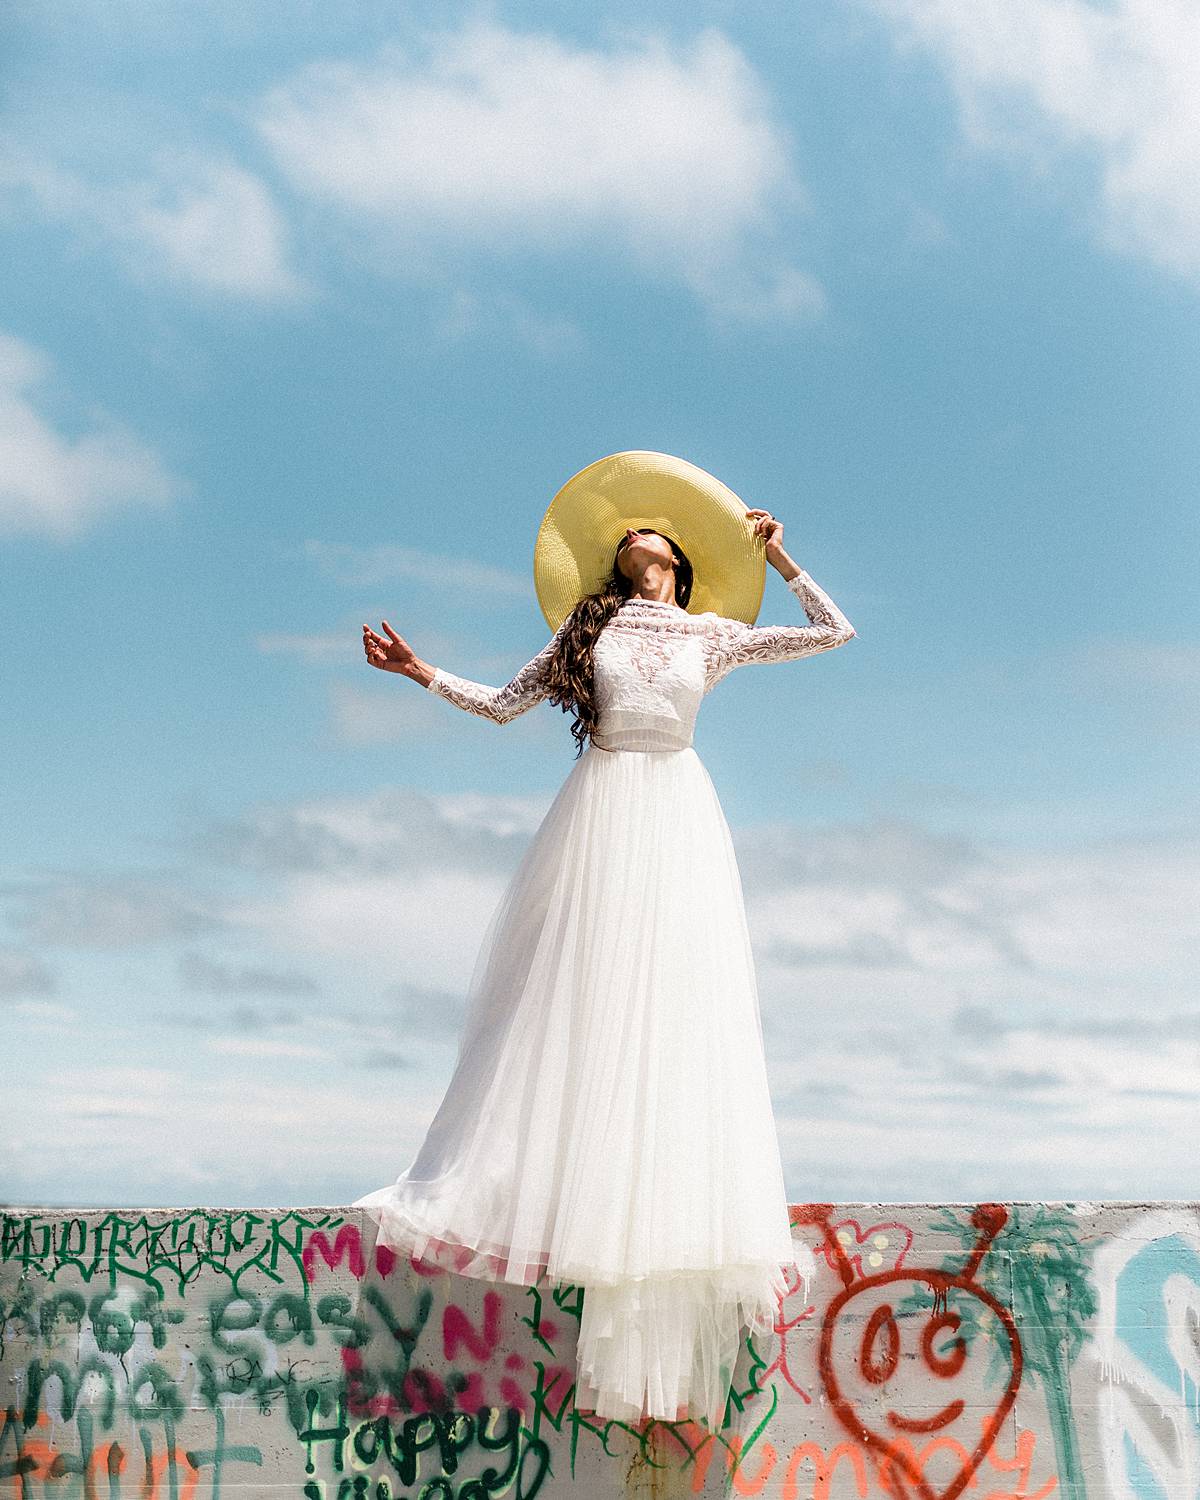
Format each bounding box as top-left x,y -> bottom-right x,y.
2,1201 -> 1198,1498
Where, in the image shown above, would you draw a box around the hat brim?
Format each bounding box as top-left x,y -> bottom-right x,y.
533,451 -> 766,631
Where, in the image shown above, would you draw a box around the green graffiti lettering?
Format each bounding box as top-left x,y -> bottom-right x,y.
472,1407 -> 525,1495
37,1290 -> 86,1344
186,1406 -> 263,1496
128,1286 -> 173,1349
0,1403 -> 38,1486
88,1290 -> 136,1357
299,1388 -> 350,1475
128,1361 -> 186,1422
264,1291 -> 316,1347
208,1289 -> 264,1357
22,1356 -> 116,1428
350,1414 -> 394,1470
514,1427 -> 551,1500
389,1412 -> 442,1487
316,1293 -> 370,1350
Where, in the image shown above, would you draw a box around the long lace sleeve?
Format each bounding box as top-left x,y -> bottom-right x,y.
427,619 -> 567,724
704,568 -> 856,691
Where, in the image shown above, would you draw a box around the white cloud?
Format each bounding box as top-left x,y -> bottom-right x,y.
0,1061 -> 452,1207
255,19 -> 824,323
0,946 -> 57,996
432,789 -> 556,839
5,999 -> 78,1027
3,781 -> 1196,1204
297,539 -> 530,597
1063,637 -> 1200,736
865,0 -> 1200,284
765,993 -> 1200,1199
437,287 -> 586,353
257,630 -> 356,664
226,867 -> 512,993
7,869 -> 217,947
207,1036 -> 328,1060
999,836 -> 1199,977
201,785 -> 552,876
124,153 -> 310,300
198,786 -> 555,989
328,677 -> 565,747
750,821 -> 1199,986
0,143 -> 307,301
328,678 -> 460,745
178,950 -> 320,996
0,330 -> 183,539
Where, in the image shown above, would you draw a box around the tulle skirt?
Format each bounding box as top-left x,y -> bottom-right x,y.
353,741 -> 802,1429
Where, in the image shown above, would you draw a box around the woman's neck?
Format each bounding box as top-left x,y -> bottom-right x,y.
624,594 -> 683,609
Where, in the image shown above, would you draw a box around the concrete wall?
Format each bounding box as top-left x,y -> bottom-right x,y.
2,1201 -> 1197,1498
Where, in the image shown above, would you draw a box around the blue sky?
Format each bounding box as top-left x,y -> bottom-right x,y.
1,0 -> 1196,1209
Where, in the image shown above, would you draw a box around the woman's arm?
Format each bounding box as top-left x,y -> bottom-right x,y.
704,556 -> 856,691
427,620 -> 568,724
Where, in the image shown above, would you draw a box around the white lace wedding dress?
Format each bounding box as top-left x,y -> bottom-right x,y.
353,567 -> 856,1428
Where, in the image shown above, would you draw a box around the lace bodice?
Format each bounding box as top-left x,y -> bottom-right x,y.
427,567 -> 856,751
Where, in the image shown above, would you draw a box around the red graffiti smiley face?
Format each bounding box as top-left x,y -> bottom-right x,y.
819,1271 -> 1022,1500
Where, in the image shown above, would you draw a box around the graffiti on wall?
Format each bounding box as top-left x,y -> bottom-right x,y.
1,1203 -> 1197,1497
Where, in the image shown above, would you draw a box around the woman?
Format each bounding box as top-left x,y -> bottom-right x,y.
353,452 -> 856,1431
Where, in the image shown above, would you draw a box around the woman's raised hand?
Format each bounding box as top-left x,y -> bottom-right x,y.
363,620 -> 418,676
746,507 -> 786,560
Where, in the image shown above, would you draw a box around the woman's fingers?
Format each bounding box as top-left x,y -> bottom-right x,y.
362,625 -> 391,668
744,507 -> 777,539
362,620 -> 411,671
363,620 -> 417,676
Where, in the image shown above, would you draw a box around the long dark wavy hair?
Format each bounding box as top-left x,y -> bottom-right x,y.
540,527 -> 694,758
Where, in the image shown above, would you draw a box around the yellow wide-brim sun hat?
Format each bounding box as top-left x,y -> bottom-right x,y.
533,451 -> 767,632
